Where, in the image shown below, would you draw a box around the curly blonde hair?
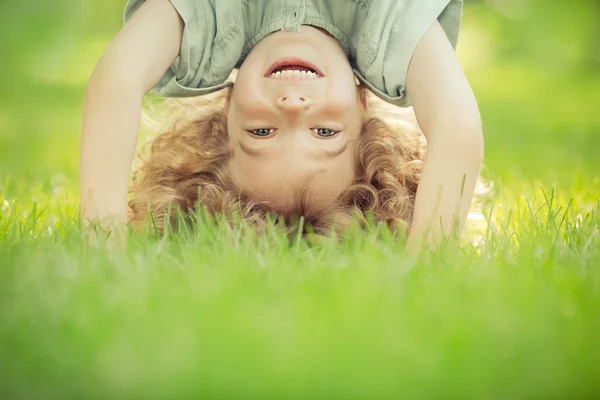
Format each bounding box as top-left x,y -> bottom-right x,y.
128,89 -> 426,238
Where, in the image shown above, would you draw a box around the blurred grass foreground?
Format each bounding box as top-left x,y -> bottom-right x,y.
1,0 -> 600,398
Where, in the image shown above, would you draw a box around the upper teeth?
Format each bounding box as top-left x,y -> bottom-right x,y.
271,70 -> 319,79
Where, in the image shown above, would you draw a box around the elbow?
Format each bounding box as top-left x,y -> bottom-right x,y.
467,109 -> 484,158
459,118 -> 484,162
453,120 -> 484,166
427,111 -> 484,165
449,103 -> 484,148
86,56 -> 147,99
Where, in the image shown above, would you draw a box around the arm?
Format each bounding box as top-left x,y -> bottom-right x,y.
405,21 -> 484,249
80,0 -> 183,234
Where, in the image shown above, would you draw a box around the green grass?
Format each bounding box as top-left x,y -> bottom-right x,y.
1,181 -> 599,398
2,0 -> 600,397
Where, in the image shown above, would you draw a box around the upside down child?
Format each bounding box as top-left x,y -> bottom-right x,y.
80,0 -> 483,247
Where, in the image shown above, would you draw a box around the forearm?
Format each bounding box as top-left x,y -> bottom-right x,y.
80,77 -> 144,228
408,132 -> 483,248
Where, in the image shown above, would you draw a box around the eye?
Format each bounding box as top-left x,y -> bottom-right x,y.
248,128 -> 275,137
313,128 -> 340,138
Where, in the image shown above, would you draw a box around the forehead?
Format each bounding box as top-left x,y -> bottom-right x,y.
229,145 -> 356,215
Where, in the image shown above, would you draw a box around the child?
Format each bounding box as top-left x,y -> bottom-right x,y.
80,0 -> 483,247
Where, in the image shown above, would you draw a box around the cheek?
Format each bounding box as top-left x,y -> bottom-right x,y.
230,81 -> 252,109
328,64 -> 360,92
326,84 -> 362,115
230,64 -> 262,107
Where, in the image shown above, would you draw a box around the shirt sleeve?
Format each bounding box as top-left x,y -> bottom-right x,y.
124,0 -> 233,98
354,0 -> 463,107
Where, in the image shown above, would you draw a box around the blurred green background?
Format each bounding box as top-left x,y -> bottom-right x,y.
0,0 -> 599,192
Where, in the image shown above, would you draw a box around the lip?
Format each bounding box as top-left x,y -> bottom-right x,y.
264,57 -> 325,78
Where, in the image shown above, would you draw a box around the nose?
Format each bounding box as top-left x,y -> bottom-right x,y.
276,95 -> 313,112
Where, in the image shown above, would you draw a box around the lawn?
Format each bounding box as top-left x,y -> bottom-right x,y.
1,0 -> 599,398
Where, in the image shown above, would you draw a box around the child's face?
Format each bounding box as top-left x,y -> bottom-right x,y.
226,26 -> 365,215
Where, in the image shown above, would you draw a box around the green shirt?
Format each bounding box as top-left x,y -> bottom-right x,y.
124,0 -> 463,107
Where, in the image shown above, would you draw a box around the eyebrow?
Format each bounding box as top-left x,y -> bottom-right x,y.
237,140 -> 350,158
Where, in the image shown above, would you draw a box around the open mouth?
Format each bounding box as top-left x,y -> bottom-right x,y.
265,57 -> 324,80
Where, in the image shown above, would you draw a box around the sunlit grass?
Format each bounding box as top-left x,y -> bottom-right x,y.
1,180 -> 599,398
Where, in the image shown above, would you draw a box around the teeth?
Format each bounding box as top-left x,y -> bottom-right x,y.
270,70 -> 319,79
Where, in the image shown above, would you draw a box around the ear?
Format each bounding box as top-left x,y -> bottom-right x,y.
358,85 -> 369,112
224,86 -> 232,114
